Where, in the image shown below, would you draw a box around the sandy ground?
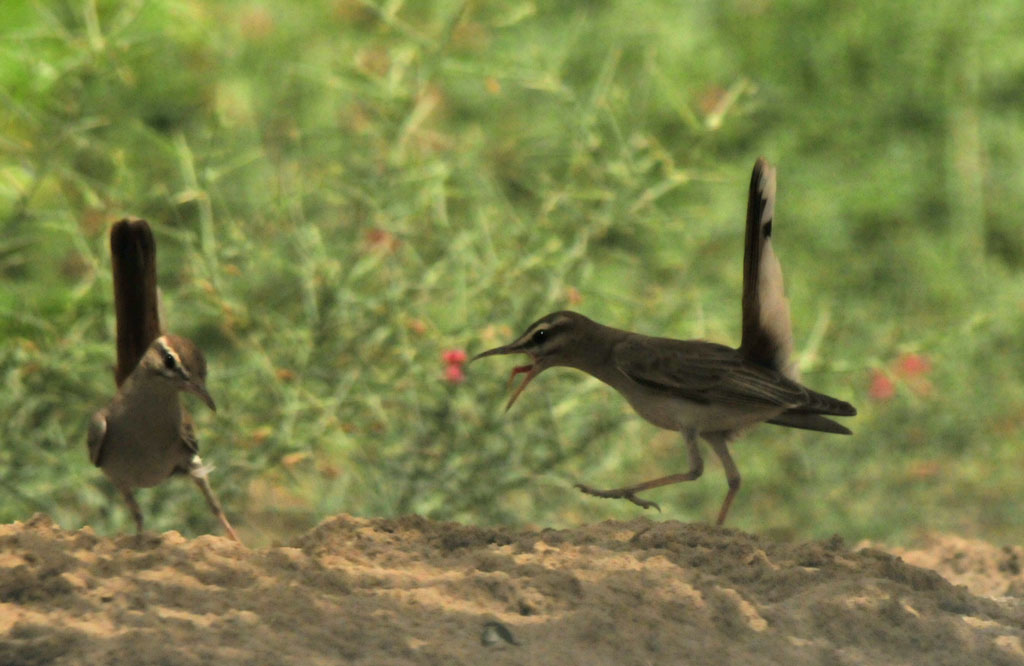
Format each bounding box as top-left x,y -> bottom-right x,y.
2,514 -> 1024,665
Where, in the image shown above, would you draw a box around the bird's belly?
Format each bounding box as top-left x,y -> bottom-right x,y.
621,390 -> 784,434
101,423 -> 188,489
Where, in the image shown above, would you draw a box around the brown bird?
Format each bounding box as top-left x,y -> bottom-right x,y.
88,219 -> 239,541
472,158 -> 855,524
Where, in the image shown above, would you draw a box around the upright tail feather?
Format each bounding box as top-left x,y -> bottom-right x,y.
110,219 -> 162,386
738,158 -> 797,381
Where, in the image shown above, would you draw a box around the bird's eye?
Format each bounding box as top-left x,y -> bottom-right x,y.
531,329 -> 548,345
163,352 -> 176,370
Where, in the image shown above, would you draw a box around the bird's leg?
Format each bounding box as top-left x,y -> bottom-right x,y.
188,458 -> 240,543
120,487 -> 145,536
706,434 -> 741,526
576,430 -> 704,512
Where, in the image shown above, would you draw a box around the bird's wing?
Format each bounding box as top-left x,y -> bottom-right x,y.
613,336 -> 807,409
180,408 -> 200,456
87,410 -> 108,467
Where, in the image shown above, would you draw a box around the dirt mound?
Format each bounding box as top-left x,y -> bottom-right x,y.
1,514 -> 1023,665
871,534 -> 1024,600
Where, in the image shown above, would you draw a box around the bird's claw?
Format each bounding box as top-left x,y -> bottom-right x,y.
628,495 -> 662,512
574,483 -> 661,512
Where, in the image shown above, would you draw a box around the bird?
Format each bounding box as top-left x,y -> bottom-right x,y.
88,219 -> 239,541
471,158 -> 856,525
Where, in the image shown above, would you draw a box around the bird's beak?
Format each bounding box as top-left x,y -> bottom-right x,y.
471,343 -> 540,411
470,343 -> 522,362
186,380 -> 217,412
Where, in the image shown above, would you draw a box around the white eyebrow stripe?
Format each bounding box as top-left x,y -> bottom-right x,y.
154,338 -> 186,376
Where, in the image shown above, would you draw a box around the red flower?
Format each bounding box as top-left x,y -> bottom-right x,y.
442,349 -> 468,365
897,353 -> 931,377
869,371 -> 895,401
444,363 -> 465,384
442,348 -> 468,384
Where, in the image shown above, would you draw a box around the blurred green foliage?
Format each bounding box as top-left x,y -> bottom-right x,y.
0,0 -> 1021,545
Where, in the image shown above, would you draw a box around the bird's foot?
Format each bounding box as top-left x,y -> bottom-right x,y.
574,483 -> 661,512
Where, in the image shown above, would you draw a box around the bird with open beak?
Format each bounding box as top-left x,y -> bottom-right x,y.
471,158 -> 856,525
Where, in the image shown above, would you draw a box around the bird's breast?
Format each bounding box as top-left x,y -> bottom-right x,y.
99,401 -> 191,489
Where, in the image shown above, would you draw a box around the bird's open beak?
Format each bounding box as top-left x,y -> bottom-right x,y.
471,344 -> 541,411
185,381 -> 217,412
